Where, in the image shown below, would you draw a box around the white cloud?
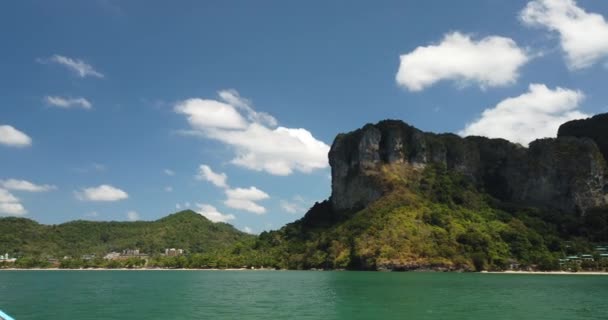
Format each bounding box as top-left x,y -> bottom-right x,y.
218,89 -> 278,127
280,195 -> 311,214
0,125 -> 32,147
76,184 -> 129,202
41,55 -> 104,78
196,165 -> 228,188
224,186 -> 269,215
0,189 -> 26,216
164,169 -> 175,176
175,90 -> 330,176
175,99 -> 248,130
521,0 -> 608,69
460,83 -> 588,146
164,186 -> 173,192
195,203 -> 235,223
44,96 -> 92,110
0,189 -> 19,203
396,32 -> 530,91
0,202 -> 27,216
280,200 -> 307,215
0,179 -> 56,192
175,203 -> 182,210
126,211 -> 140,221
242,226 -> 254,234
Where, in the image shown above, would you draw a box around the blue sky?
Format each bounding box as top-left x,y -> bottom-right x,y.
1,0 -> 608,233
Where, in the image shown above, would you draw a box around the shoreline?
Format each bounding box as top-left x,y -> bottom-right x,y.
483,270 -> 608,275
1,268 -> 607,275
0,268 -> 265,271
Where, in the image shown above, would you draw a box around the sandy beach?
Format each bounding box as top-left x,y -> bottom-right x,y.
484,270 -> 608,275
0,268 -> 276,271
1,268 -> 607,274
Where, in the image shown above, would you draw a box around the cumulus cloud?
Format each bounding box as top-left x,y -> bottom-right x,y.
521,0 -> 608,69
0,202 -> 27,216
76,184 -> 129,202
396,32 -> 530,91
126,211 -> 140,221
0,125 -> 32,147
242,226 -> 254,234
164,186 -> 173,192
195,203 -> 235,223
176,99 -> 248,130
40,55 -> 104,78
280,200 -> 303,214
0,189 -> 19,203
224,186 -> 269,215
175,90 -> 330,176
460,83 -> 588,146
164,169 -> 175,176
0,189 -> 26,216
280,195 -> 310,214
0,179 -> 56,192
196,165 -> 228,188
44,96 -> 92,110
218,90 -> 278,127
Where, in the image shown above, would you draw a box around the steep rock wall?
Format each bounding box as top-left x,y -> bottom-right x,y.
329,118 -> 608,214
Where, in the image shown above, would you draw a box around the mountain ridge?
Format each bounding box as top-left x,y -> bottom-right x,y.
2,114 -> 608,271
0,210 -> 253,258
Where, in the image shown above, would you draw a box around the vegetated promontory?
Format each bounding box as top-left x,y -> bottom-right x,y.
1,114 -> 607,271
248,113 -> 608,271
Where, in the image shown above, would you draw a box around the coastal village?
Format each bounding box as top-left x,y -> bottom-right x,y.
558,246 -> 608,271
1,245 -> 608,271
0,248 -> 188,269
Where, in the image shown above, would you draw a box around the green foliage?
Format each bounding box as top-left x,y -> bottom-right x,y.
2,165 -> 604,272
0,210 -> 253,259
248,164 -> 590,271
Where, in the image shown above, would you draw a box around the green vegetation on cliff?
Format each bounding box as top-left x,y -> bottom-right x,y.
244,164 -> 607,271
3,115 -> 608,271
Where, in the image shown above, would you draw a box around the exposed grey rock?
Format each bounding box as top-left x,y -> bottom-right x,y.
329,118 -> 608,214
558,113 -> 608,162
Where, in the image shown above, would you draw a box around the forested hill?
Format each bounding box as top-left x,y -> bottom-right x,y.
2,114 -> 608,271
246,114 -> 608,271
0,210 -> 253,257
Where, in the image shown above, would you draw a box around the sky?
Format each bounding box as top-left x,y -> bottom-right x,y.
2,0 -> 608,234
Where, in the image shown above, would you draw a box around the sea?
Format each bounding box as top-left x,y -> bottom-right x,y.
0,270 -> 606,319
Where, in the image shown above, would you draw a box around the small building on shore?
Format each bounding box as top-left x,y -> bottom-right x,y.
0,253 -> 15,263
164,248 -> 184,256
104,252 -> 121,260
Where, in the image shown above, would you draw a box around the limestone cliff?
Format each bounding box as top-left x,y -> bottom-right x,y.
558,113 -> 608,162
329,117 -> 608,214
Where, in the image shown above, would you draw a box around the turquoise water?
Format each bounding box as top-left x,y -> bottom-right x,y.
0,271 -> 607,319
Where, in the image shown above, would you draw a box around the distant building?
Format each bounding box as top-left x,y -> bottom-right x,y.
104,252 -> 121,260
122,249 -> 140,256
0,253 -> 15,263
164,248 -> 184,256
104,249 -> 148,260
81,254 -> 96,261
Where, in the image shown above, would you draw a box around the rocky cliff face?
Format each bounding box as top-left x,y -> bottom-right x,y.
558,113 -> 608,162
329,116 -> 608,214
